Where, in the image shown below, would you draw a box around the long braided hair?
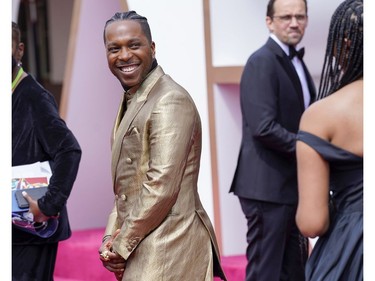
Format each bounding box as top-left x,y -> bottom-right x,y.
317,0 -> 363,100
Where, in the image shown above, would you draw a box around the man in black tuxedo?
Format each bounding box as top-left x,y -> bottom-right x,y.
230,0 -> 316,280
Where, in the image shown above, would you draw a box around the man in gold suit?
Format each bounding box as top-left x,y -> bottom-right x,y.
98,11 -> 227,281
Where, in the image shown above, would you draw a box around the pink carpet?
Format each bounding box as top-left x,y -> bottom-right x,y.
54,228 -> 246,281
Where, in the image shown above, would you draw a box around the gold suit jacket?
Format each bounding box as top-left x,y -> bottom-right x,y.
104,66 -> 227,281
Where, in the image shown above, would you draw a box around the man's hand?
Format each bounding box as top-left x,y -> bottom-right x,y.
98,229 -> 126,280
22,191 -> 50,223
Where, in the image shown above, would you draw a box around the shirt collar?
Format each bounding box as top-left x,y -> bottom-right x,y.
269,33 -> 300,57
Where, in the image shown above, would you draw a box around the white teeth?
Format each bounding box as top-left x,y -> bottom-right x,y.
120,65 -> 137,72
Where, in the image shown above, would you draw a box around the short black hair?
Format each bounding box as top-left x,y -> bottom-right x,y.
12,21 -> 21,44
266,0 -> 308,17
103,11 -> 152,44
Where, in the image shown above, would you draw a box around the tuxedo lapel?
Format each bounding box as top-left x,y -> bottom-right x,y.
288,60 -> 306,111
267,39 -> 305,111
301,60 -> 316,104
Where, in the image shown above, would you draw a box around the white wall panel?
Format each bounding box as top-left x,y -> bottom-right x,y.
213,84 -> 247,255
210,0 -> 344,78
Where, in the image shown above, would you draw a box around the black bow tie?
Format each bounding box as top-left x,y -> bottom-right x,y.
289,46 -> 305,60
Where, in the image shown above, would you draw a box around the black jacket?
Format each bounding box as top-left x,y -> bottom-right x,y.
230,38 -> 316,204
12,74 -> 81,244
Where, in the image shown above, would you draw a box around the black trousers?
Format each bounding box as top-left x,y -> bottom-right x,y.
239,197 -> 308,281
12,242 -> 58,281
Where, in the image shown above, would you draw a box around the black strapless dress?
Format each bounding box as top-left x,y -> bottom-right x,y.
297,131 -> 363,281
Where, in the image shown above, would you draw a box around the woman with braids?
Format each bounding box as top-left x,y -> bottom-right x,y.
295,0 -> 363,280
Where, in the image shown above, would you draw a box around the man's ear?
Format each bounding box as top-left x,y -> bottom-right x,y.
151,41 -> 156,59
15,42 -> 25,62
266,16 -> 273,32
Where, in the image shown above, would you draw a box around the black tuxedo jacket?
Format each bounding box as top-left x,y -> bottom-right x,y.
230,38 -> 316,204
12,75 -> 81,244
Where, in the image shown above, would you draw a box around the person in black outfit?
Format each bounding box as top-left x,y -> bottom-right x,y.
296,1 -> 363,280
12,21 -> 82,281
230,0 -> 316,280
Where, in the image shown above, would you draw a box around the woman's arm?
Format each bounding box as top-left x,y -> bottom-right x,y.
296,106 -> 331,238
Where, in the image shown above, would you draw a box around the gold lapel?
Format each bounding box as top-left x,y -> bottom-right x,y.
111,94 -> 146,183
111,66 -> 165,185
112,94 -> 127,144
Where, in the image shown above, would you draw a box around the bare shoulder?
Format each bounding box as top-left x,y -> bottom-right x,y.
299,97 -> 333,135
300,80 -> 363,139
328,80 -> 363,119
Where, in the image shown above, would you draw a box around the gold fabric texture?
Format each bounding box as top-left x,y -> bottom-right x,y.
105,66 -> 226,281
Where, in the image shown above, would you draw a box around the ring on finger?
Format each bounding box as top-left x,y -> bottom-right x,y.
100,250 -> 110,261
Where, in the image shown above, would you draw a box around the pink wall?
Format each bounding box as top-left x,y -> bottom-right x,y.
63,0 -> 123,230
